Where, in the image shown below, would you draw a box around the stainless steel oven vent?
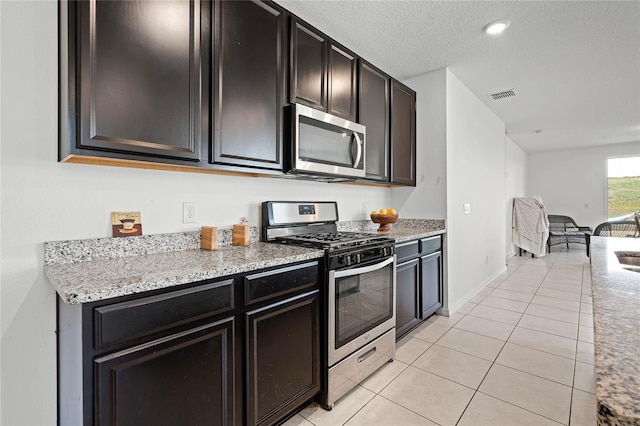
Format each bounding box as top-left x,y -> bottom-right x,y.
489,89 -> 517,101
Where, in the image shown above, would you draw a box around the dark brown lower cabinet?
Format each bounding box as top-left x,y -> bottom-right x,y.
420,251 -> 443,319
58,261 -> 321,426
395,236 -> 444,339
395,258 -> 421,338
245,290 -> 321,426
94,318 -> 235,426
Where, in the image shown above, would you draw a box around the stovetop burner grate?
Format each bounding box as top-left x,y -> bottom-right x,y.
276,231 -> 390,249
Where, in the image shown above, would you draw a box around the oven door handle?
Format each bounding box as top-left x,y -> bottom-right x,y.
334,256 -> 394,278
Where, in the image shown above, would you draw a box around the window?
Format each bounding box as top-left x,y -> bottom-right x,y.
607,157 -> 640,219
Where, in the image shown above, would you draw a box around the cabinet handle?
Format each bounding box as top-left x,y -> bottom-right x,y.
352,131 -> 362,168
357,347 -> 376,363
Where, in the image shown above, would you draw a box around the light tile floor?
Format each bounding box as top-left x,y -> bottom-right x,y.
285,247 -> 597,426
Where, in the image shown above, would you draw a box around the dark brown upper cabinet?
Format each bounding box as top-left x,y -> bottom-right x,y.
212,0 -> 286,171
327,42 -> 358,121
358,60 -> 390,182
61,0 -> 210,164
289,17 -> 328,112
290,17 -> 357,121
390,79 -> 417,186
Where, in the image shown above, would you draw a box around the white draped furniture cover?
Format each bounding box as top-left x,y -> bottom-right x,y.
512,197 -> 550,257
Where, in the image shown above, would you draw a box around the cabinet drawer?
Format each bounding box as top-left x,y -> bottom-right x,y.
395,240 -> 419,263
244,261 -> 319,306
94,279 -> 234,350
420,236 -> 442,255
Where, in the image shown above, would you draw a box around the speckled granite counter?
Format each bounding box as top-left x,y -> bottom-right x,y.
45,219 -> 444,305
589,237 -> 640,426
45,232 -> 323,304
339,218 -> 446,242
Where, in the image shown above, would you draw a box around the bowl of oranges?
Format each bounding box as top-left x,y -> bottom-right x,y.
370,208 -> 398,232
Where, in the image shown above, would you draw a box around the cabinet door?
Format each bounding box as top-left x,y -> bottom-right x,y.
421,251 -> 443,319
327,43 -> 357,121
359,60 -> 390,181
290,17 -> 328,110
74,0 -> 206,161
245,290 -> 320,426
395,259 -> 421,338
212,0 -> 286,170
94,317 -> 235,426
390,79 -> 416,186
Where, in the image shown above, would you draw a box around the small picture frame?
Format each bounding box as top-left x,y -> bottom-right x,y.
111,211 -> 142,237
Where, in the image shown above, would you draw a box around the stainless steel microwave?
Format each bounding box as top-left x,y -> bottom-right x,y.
290,104 -> 366,180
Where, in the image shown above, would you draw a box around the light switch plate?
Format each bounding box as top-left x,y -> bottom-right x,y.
463,203 -> 471,214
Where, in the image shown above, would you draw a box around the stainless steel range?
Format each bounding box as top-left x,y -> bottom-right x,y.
262,201 -> 396,409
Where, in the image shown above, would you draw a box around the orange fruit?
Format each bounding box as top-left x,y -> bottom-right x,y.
388,208 -> 397,215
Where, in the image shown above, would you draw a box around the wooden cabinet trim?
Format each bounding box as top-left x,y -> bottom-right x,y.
245,290 -> 320,425
420,236 -> 442,255
94,278 -> 234,350
395,258 -> 421,338
395,240 -> 419,263
244,261 -> 319,306
358,59 -> 390,182
75,0 -> 205,161
94,317 -> 235,425
289,16 -> 328,110
212,0 -> 286,170
327,42 -> 358,121
390,79 -> 417,186
420,251 -> 443,319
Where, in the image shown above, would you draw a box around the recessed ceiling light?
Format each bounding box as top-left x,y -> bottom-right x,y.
483,20 -> 510,35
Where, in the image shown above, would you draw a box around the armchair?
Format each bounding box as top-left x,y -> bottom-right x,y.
586,218 -> 640,256
547,215 -> 593,252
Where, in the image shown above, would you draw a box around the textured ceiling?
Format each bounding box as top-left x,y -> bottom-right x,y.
275,0 -> 640,153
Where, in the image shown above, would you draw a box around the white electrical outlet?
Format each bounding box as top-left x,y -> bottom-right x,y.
463,203 -> 471,214
183,202 -> 197,224
362,202 -> 367,215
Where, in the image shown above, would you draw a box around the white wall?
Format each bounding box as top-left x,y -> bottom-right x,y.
528,141 -> 640,230
0,3 -> 390,424
0,0 -> 3,420
506,137 -> 528,257
391,69 -> 447,219
393,68 -> 508,314
445,70 -> 507,313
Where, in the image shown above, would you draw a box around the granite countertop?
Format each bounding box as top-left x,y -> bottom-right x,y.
44,219 -> 446,305
45,241 -> 323,305
589,236 -> 640,426
339,218 -> 446,243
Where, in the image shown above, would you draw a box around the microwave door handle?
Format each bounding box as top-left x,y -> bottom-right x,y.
352,131 -> 362,168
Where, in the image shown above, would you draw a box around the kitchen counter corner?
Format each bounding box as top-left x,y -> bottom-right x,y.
589,236 -> 640,426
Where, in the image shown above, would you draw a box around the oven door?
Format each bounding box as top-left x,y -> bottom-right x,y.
328,255 -> 396,366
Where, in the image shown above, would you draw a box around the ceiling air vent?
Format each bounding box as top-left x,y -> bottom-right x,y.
489,89 -> 517,101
